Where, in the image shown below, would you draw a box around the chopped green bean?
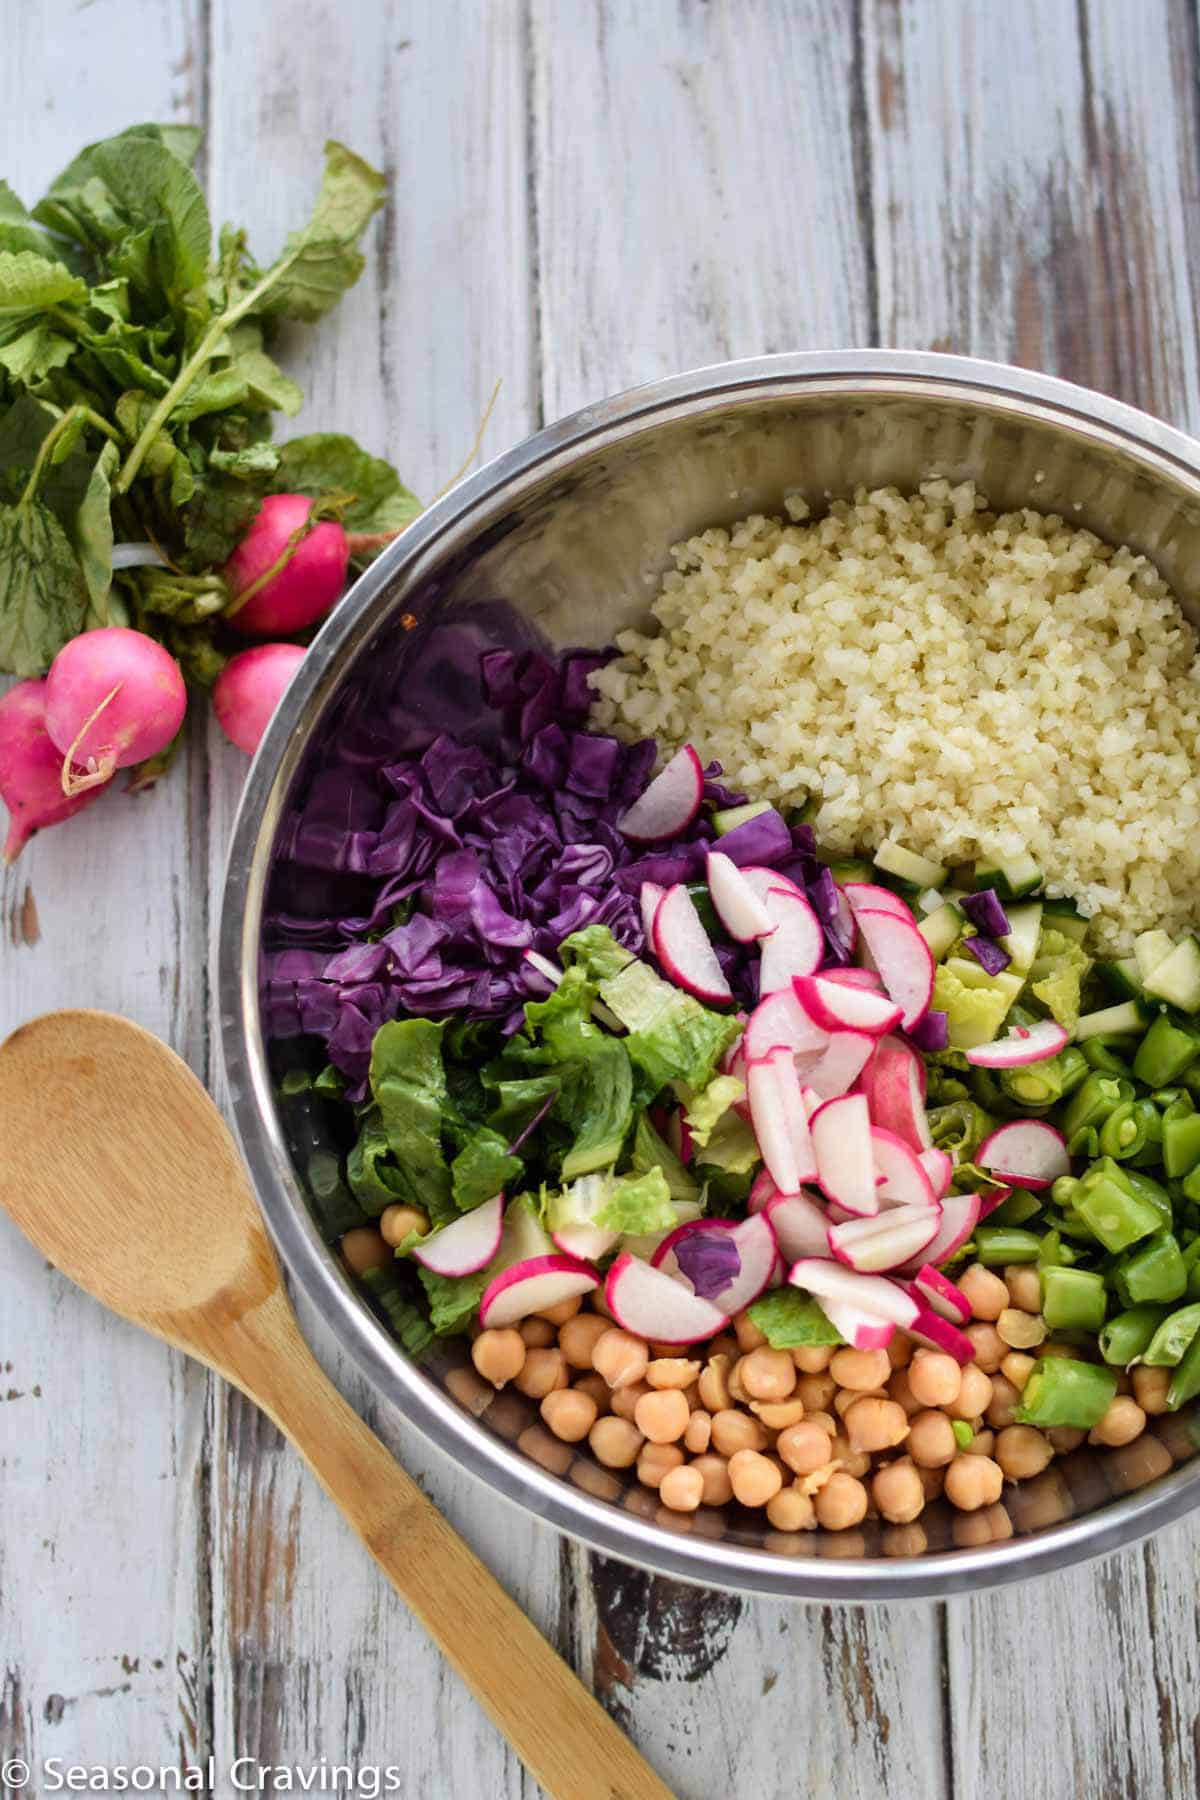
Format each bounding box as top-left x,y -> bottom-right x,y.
1016,1357 -> 1118,1429
974,1226 -> 1042,1266
1073,1160 -> 1165,1253
1115,1232 -> 1188,1306
1142,1303 -> 1200,1367
1168,1328 -> 1200,1408
1042,1266 -> 1107,1332
1099,1306 -> 1168,1366
1064,1073 -> 1135,1140
1081,1038 -> 1133,1078
1134,1014 -> 1200,1088
1163,1104 -> 1200,1179
987,1187 -> 1043,1227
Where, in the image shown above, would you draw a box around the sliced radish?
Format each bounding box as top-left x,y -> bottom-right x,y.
978,1184 -> 1014,1218
787,1258 -> 920,1329
822,967 -> 885,992
707,851 -> 776,941
665,1110 -> 694,1166
479,1254 -> 599,1328
743,988 -> 828,1062
804,1030 -> 876,1100
965,1020 -> 1070,1068
653,883 -> 733,1003
822,1299 -> 895,1350
907,1306 -> 975,1364
524,948 -> 563,988
724,1037 -> 752,1120
793,972 -> 903,1037
748,1168 -> 777,1214
652,1213 -> 778,1315
758,886 -> 824,994
412,1193 -> 505,1275
741,865 -> 805,906
766,1189 -> 834,1261
547,1173 -> 621,1263
639,880 -> 665,942
604,1252 -> 728,1343
918,1147 -> 954,1200
977,1120 -> 1070,1189
913,1264 -> 971,1327
829,1205 -> 940,1273
843,881 -> 916,924
871,1128 -> 937,1210
800,1084 -> 823,1120
853,909 -> 935,1030
747,1048 -> 818,1193
810,1092 -> 879,1216
551,1221 -> 617,1262
617,744 -> 704,842
897,1192 -> 981,1275
858,1036 -> 932,1152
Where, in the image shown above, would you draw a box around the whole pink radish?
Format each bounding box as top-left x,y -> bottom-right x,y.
223,494 -> 350,637
45,627 -> 187,795
0,678 -> 111,861
213,643 -> 306,754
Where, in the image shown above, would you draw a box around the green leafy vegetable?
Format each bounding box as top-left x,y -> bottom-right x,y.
450,1126 -> 522,1212
747,1288 -> 843,1349
592,1168 -> 677,1236
684,1073 -> 745,1149
629,1111 -> 699,1203
417,1265 -> 490,1338
368,1020 -> 454,1226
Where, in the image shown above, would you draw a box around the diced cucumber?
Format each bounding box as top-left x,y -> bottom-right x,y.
1098,958 -> 1146,1001
827,858 -> 875,883
874,838 -> 947,888
916,887 -> 947,916
713,800 -> 772,836
975,850 -> 1044,899
919,902 -> 964,961
1075,1000 -> 1149,1041
944,956 -> 1024,1003
1040,902 -> 1090,945
999,902 -> 1043,974
1135,929 -> 1176,982
1143,936 -> 1200,1014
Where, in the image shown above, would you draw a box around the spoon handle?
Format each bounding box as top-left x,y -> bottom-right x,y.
222,1288 -> 676,1800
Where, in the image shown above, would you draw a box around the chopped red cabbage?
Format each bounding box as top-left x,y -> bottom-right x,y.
961,888 -> 1011,938
711,805 -> 792,867
674,1229 -> 742,1301
964,934 -> 1012,976
906,1009 -> 950,1052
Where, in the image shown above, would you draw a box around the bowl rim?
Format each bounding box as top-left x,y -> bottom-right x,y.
219,348 -> 1200,1599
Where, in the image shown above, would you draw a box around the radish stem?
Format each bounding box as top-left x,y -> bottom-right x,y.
59,685 -> 122,796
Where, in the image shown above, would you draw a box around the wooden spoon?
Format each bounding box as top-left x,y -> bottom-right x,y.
0,1010 -> 674,1800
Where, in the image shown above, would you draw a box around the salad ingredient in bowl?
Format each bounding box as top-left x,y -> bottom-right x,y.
263,485 -> 1200,1541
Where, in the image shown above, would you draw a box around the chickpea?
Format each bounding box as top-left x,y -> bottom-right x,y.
793,1344 -> 835,1373
683,1381 -> 703,1410
740,1347 -> 797,1401
751,1397 -> 806,1430
684,1410 -> 712,1454
378,1203 -> 430,1247
994,1424 -> 1052,1480
834,1385 -> 888,1419
610,1380 -> 651,1422
796,1371 -> 838,1412
1089,1396 -> 1148,1448
828,1433 -> 871,1478
872,1457 -> 925,1524
646,1357 -> 701,1390
658,1464 -> 705,1513
728,1448 -> 784,1507
815,1471 -> 868,1531
844,1396 -> 910,1453
964,1324 -> 1005,1373
637,1442 -> 685,1489
908,1350 -> 962,1409
471,1328 -> 526,1388
917,1463 -> 945,1501
1132,1366 -> 1172,1416
1047,1425 -> 1086,1454
649,1340 -> 686,1359
1107,1432 -> 1173,1492
944,1453 -> 1004,1511
1004,1265 -> 1042,1313
830,1346 -> 892,1392
963,1428 -> 995,1458
766,1487 -> 816,1532
592,1329 -> 648,1392
986,1375 -> 1021,1431
634,1388 -> 690,1445
958,1264 -> 1010,1321
950,1363 -> 993,1420
588,1416 -> 643,1469
907,1409 -> 958,1468
887,1333 -> 914,1370
574,1371 -> 610,1414
778,1420 -> 838,1476
538,1295 -> 582,1327
711,1409 -> 769,1457
726,1357 -> 750,1404
1006,1467 -> 1071,1529
887,1366 -> 924,1416
734,1311 -> 768,1351
996,1308 -> 1047,1350
341,1226 -> 389,1276
540,1387 -> 597,1443
709,1332 -> 740,1361
559,1313 -> 611,1370
515,1347 -> 568,1399
698,1356 -> 733,1413
1000,1351 -> 1036,1393
691,1453 -> 734,1506
520,1318 -> 556,1349
806,1410 -> 838,1436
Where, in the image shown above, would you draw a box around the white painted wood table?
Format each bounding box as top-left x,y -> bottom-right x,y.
5,3 -> 1200,1795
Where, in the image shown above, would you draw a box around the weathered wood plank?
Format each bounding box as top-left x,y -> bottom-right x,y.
0,0 -> 211,1781
532,6 -> 947,1796
201,4 -> 561,1794
865,5 -> 1200,1796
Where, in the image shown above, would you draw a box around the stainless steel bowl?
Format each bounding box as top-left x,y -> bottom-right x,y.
219,350 -> 1200,1599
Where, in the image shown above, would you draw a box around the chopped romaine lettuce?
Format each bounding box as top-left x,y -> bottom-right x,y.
748,1288 -> 843,1348
367,1019 -> 454,1224
1028,927 -> 1092,1031
417,1265 -> 490,1336
630,1111 -> 700,1202
684,1073 -> 746,1149
593,1167 -> 677,1235
560,927 -> 739,1093
933,961 -> 1018,1049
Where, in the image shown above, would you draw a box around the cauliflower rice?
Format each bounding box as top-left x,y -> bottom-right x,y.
589,479 -> 1200,953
